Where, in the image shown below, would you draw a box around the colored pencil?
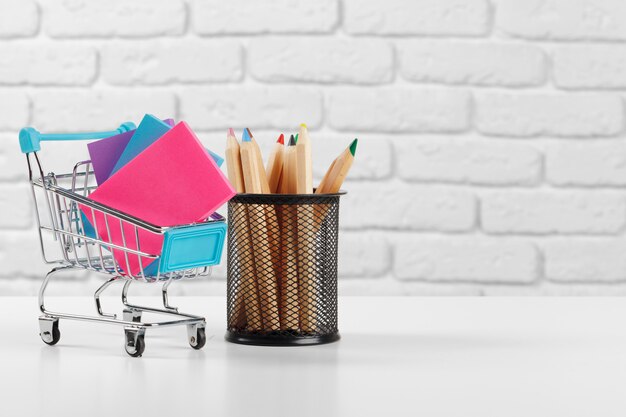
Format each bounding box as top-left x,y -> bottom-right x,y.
295,124 -> 312,194
225,128 -> 245,193
241,129 -> 280,330
245,128 -> 271,194
294,124 -> 316,331
279,134 -> 299,329
225,131 -> 247,327
266,134 -> 284,194
236,134 -> 265,329
240,133 -> 261,193
316,139 -> 357,194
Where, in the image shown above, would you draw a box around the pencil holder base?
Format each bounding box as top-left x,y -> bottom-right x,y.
225,331 -> 340,346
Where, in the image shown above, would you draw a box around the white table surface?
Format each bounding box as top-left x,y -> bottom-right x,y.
1,296 -> 625,417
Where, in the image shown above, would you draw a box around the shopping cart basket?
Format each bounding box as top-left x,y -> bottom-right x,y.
18,123 -> 227,357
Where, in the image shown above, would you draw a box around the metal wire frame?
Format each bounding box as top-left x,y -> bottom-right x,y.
28,156 -> 220,282
25,150 -> 218,354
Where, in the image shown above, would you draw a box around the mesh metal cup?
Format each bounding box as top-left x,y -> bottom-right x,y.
226,192 -> 344,346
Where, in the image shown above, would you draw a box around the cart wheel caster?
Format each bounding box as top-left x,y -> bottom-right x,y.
39,317 -> 60,346
188,324 -> 206,350
122,309 -> 142,323
124,329 -> 145,357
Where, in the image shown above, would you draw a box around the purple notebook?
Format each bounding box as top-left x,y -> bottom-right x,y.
88,118 -> 174,185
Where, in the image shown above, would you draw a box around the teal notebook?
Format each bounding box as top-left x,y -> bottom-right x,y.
111,114 -> 170,176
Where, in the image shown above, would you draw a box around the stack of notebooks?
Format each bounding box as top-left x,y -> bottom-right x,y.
80,114 -> 236,276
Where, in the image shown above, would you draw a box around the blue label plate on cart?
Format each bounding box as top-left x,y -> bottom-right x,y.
156,222 -> 227,273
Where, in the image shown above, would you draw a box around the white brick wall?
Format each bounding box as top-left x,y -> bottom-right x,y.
2,0 -> 626,296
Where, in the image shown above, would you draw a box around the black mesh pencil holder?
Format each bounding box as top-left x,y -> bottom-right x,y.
226,192 -> 345,346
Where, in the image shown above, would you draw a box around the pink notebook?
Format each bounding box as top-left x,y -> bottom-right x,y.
80,122 -> 236,276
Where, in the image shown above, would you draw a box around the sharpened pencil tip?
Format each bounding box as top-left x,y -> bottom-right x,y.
228,127 -> 235,137
277,134 -> 284,145
294,133 -> 299,143
300,123 -> 307,129
349,138 -> 358,156
242,128 -> 251,142
288,134 -> 296,146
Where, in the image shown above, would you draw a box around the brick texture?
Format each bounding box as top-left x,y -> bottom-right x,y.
0,43 -> 96,86
553,45 -> 626,89
191,0 -> 338,34
394,237 -> 538,283
399,41 -> 546,87
396,136 -> 542,185
250,38 -> 393,85
2,0 -> 626,296
475,92 -> 624,137
0,0 -> 38,38
344,0 -> 490,35
482,191 -> 626,235
43,0 -> 186,38
495,0 -> 626,41
101,40 -> 243,85
328,87 -> 470,132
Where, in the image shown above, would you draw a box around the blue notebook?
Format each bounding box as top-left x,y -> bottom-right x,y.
110,114 -> 223,178
111,114 -> 171,176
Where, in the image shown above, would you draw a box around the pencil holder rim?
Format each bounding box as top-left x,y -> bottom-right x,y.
231,189 -> 347,200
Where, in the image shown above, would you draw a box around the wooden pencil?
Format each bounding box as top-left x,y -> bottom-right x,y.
248,129 -> 283,319
266,134 -> 284,194
316,139 -> 357,194
237,136 -> 264,330
295,124 -> 312,194
225,128 -> 245,193
246,128 -> 271,194
279,135 -> 299,330
241,128 -> 281,331
295,124 -> 317,332
313,139 -> 359,237
225,128 -> 247,327
316,159 -> 336,194
240,135 -> 262,193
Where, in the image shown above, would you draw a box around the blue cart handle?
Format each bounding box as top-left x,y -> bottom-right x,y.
19,122 -> 136,154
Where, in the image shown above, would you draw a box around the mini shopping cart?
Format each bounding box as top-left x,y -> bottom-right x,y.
19,123 -> 227,357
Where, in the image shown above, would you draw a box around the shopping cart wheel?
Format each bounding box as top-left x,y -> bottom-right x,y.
124,328 -> 145,357
39,317 -> 60,346
188,324 -> 206,350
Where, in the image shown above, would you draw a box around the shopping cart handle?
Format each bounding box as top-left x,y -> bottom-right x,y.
19,122 -> 136,154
